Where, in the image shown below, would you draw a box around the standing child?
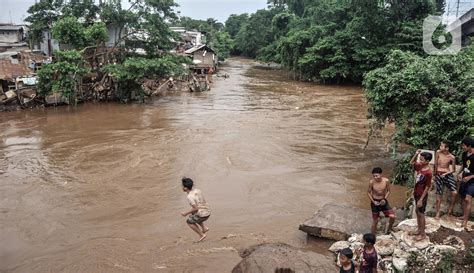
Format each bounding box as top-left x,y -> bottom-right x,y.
434,141 -> 457,219
357,233 -> 378,273
459,137 -> 474,231
180,177 -> 211,242
339,248 -> 356,273
368,167 -> 396,234
410,150 -> 433,241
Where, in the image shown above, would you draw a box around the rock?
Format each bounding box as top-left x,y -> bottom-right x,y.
329,241 -> 350,253
393,249 -> 409,259
299,204 -> 372,241
379,257 -> 393,272
350,242 -> 364,252
395,218 -> 440,234
442,235 -> 465,251
375,236 -> 397,256
348,234 -> 363,243
232,243 -> 335,273
431,245 -> 457,254
439,216 -> 474,232
392,257 -> 408,272
400,232 -> 432,250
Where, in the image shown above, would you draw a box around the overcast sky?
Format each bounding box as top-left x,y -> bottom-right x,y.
0,0 -> 268,24
1,0 -> 472,25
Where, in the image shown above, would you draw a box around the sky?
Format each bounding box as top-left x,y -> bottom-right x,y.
1,0 -> 472,25
0,0 -> 268,25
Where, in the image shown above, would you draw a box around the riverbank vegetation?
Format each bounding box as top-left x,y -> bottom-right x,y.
219,0 -> 473,185
26,0 -> 190,103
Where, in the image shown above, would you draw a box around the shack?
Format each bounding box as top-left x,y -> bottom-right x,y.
185,44 -> 218,71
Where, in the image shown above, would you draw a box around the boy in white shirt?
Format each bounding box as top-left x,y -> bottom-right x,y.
181,177 -> 211,242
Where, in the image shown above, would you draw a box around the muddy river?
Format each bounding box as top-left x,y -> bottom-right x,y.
0,59 -> 406,272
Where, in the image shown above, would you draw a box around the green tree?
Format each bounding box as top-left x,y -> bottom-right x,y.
225,14 -> 249,38
25,0 -> 64,43
234,9 -> 277,58
52,16 -> 86,49
37,50 -> 89,104
364,47 -> 474,151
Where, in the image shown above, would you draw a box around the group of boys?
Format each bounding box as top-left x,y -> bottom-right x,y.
339,136 -> 474,273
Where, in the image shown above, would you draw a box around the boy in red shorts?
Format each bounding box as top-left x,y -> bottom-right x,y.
368,167 -> 396,234
410,150 -> 433,241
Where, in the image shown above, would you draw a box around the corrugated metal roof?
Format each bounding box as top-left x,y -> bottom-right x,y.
0,25 -> 23,31
0,59 -> 32,81
0,53 -> 35,81
184,44 -> 215,54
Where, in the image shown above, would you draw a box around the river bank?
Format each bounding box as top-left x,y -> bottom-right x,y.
1,58 -> 407,272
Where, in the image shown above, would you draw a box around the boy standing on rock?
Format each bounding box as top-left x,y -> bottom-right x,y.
368,167 -> 396,234
410,150 -> 433,241
459,137 -> 474,231
434,141 -> 457,219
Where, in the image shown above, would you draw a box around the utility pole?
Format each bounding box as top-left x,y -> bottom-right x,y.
456,0 -> 461,17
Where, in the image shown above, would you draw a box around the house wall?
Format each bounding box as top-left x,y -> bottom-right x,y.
0,31 -> 21,43
39,30 -> 59,56
107,26 -> 122,47
193,50 -> 215,67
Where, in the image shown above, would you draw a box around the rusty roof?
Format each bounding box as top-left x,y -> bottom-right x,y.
0,58 -> 33,81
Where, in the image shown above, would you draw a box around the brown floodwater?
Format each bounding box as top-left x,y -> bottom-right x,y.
0,58 -> 407,272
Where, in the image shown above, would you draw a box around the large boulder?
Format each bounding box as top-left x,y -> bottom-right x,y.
232,243 -> 335,273
299,204 -> 372,241
329,241 -> 350,253
400,232 -> 432,250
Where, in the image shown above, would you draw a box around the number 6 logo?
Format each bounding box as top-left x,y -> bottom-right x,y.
423,15 -> 462,55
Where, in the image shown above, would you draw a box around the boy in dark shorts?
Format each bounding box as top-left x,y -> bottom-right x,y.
180,177 -> 211,242
356,233 -> 377,273
459,137 -> 474,231
410,150 -> 433,241
368,167 -> 396,234
434,141 -> 457,219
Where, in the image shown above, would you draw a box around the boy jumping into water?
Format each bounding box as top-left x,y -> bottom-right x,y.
410,150 -> 433,241
181,177 -> 211,242
368,167 -> 396,234
434,141 -> 457,219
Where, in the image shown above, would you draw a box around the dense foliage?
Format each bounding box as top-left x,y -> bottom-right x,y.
364,46 -> 474,184
37,50 -> 88,103
222,0 -> 447,83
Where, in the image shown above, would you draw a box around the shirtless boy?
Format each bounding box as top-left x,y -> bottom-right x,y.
434,141 -> 457,219
368,167 -> 396,234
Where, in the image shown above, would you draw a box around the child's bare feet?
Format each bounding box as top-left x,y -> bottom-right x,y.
198,234 -> 207,242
